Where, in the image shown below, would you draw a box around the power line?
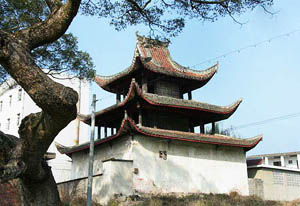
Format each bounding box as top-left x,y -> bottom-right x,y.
225,112 -> 300,132
190,29 -> 300,68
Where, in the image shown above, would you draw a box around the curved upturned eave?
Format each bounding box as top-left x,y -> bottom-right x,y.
83,80 -> 242,125
141,58 -> 218,81
142,93 -> 242,116
94,35 -> 219,93
56,117 -> 262,155
94,61 -> 218,93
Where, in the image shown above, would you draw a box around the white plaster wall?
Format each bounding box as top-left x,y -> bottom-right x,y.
132,135 -> 249,195
284,156 -> 298,169
92,160 -> 133,205
0,77 -> 90,183
71,135 -> 133,179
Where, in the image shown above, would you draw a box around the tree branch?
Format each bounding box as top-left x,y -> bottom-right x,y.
45,0 -> 63,12
190,0 -> 228,4
0,161 -> 26,184
16,0 -> 82,50
0,131 -> 18,151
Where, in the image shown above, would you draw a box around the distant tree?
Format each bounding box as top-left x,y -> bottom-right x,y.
0,0 -> 272,205
206,123 -> 239,137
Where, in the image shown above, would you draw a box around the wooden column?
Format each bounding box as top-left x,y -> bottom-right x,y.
211,122 -> 216,134
137,103 -> 142,125
179,92 -> 183,99
200,123 -> 205,134
116,93 -> 121,104
97,126 -> 101,139
188,91 -> 192,100
189,121 -> 194,133
104,127 -> 107,137
142,76 -> 148,92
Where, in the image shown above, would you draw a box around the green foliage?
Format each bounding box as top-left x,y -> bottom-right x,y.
0,0 -> 95,84
0,0 -> 274,83
32,33 -> 95,80
81,0 -> 273,39
205,123 -> 239,137
0,0 -> 49,31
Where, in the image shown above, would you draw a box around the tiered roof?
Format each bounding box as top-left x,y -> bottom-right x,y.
81,79 -> 242,127
95,35 -> 218,93
56,35 -> 262,156
56,116 -> 262,156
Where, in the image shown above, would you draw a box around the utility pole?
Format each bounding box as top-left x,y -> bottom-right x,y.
75,77 -> 82,145
87,94 -> 96,206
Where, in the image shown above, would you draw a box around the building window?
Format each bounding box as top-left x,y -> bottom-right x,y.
6,118 -> 10,130
288,160 -> 293,164
9,95 -> 12,106
273,161 -> 281,166
18,89 -> 22,101
273,171 -> 284,185
17,113 -> 20,126
0,101 -> 2,112
287,173 -> 300,187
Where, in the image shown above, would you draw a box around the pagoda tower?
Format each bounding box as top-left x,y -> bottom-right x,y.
56,35 -> 262,203
86,35 -> 247,139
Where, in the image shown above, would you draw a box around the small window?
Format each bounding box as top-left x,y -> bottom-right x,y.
288,160 -> 293,164
16,113 -> 20,126
273,161 -> 281,166
159,151 -> 167,160
18,89 -> 22,101
9,95 -> 12,106
6,118 -> 10,130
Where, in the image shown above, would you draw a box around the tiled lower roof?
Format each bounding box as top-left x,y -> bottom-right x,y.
56,117 -> 262,156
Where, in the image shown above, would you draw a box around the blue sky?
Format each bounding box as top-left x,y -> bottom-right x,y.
68,0 -> 300,155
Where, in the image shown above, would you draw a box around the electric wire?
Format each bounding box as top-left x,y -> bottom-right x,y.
190,29 -> 300,68
225,112 -> 300,132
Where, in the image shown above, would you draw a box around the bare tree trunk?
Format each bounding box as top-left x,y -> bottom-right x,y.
0,0 -> 82,205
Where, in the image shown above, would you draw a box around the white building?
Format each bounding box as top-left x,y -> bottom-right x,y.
247,151 -> 300,201
0,76 -> 90,183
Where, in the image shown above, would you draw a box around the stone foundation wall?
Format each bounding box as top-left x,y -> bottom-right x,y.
248,178 -> 264,198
